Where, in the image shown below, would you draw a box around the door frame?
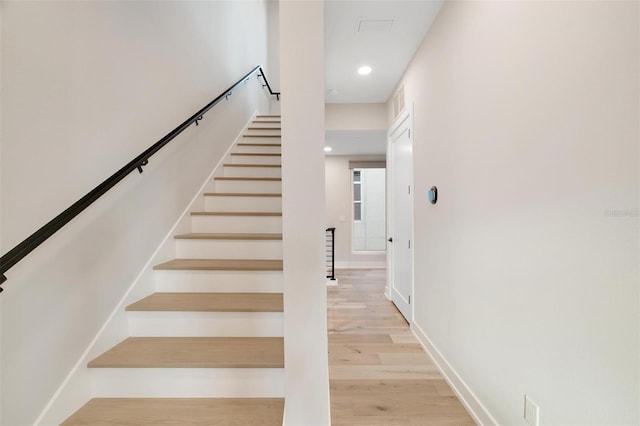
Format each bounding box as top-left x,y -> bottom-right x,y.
386,106 -> 414,323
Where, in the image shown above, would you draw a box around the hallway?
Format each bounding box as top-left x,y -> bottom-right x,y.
328,269 -> 475,425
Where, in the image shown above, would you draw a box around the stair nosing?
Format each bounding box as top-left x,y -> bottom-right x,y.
174,232 -> 283,240
237,143 -> 282,147
223,163 -> 281,168
230,153 -> 281,157
204,192 -> 282,197
214,177 -> 282,181
191,211 -> 282,216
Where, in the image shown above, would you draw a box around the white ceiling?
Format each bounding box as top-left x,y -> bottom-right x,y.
324,0 -> 444,104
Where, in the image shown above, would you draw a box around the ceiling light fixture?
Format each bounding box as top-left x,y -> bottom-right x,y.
357,65 -> 372,76
324,147 -> 333,152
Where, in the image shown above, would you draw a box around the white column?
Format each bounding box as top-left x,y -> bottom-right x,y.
280,0 -> 330,425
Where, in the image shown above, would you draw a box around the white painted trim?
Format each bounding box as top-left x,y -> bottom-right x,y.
411,321 -> 499,426
386,104 -> 414,324
35,111 -> 259,426
335,261 -> 386,269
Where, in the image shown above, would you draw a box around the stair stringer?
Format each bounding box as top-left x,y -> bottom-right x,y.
35,111 -> 260,426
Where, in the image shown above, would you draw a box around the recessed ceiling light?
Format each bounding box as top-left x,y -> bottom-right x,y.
357,66 -> 372,76
324,146 -> 333,152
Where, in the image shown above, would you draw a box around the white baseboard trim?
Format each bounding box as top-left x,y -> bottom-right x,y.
335,261 -> 386,269
35,111 -> 259,426
411,322 -> 498,426
326,278 -> 338,286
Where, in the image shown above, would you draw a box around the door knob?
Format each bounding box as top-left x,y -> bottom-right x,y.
388,237 -> 393,243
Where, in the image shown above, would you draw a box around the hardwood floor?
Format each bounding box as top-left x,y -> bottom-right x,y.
328,269 -> 476,426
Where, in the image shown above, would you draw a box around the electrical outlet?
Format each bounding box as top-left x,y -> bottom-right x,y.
524,395 -> 540,426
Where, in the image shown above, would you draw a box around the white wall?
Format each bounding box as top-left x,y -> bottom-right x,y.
390,1 -> 639,425
325,103 -> 387,131
266,0 -> 280,92
0,2 -> 271,424
280,0 -> 330,424
325,156 -> 386,268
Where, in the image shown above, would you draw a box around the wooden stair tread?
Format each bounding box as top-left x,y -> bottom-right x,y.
249,127 -> 281,130
191,211 -> 282,216
231,152 -> 282,157
256,115 -> 280,118
215,177 -> 282,181
237,143 -> 281,147
223,163 -> 281,168
126,293 -> 283,312
61,398 -> 284,425
204,192 -> 282,197
175,233 -> 282,240
154,259 -> 283,271
243,135 -> 281,138
252,120 -> 280,123
87,337 -> 284,368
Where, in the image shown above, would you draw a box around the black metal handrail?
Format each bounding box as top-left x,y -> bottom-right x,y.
326,227 -> 336,281
257,69 -> 280,100
0,65 -> 280,291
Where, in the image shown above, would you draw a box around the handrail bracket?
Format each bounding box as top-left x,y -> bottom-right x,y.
137,159 -> 149,174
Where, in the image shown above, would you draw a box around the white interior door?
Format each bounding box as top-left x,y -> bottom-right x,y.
389,114 -> 413,322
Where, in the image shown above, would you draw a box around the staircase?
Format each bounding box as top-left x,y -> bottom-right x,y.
62,115 -> 285,425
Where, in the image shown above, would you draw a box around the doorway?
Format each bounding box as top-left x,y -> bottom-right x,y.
352,168 -> 386,252
387,110 -> 413,323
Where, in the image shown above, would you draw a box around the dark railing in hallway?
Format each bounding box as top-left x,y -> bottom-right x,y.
326,227 -> 336,281
0,66 -> 280,291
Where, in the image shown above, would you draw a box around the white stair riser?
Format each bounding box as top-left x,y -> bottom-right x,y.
175,239 -> 282,259
229,155 -> 281,165
128,312 -> 283,337
245,129 -> 281,135
240,136 -> 281,144
214,180 -> 282,193
223,166 -> 281,178
249,128 -> 280,132
91,368 -> 284,397
204,196 -> 281,213
235,145 -> 281,154
191,215 -> 282,233
155,270 -> 283,293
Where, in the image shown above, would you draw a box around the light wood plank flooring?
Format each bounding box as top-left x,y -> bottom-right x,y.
328,269 -> 476,425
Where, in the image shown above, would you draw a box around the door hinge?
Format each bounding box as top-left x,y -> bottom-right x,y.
408,185 -> 411,195
408,295 -> 411,304
408,129 -> 411,138
408,239 -> 411,249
